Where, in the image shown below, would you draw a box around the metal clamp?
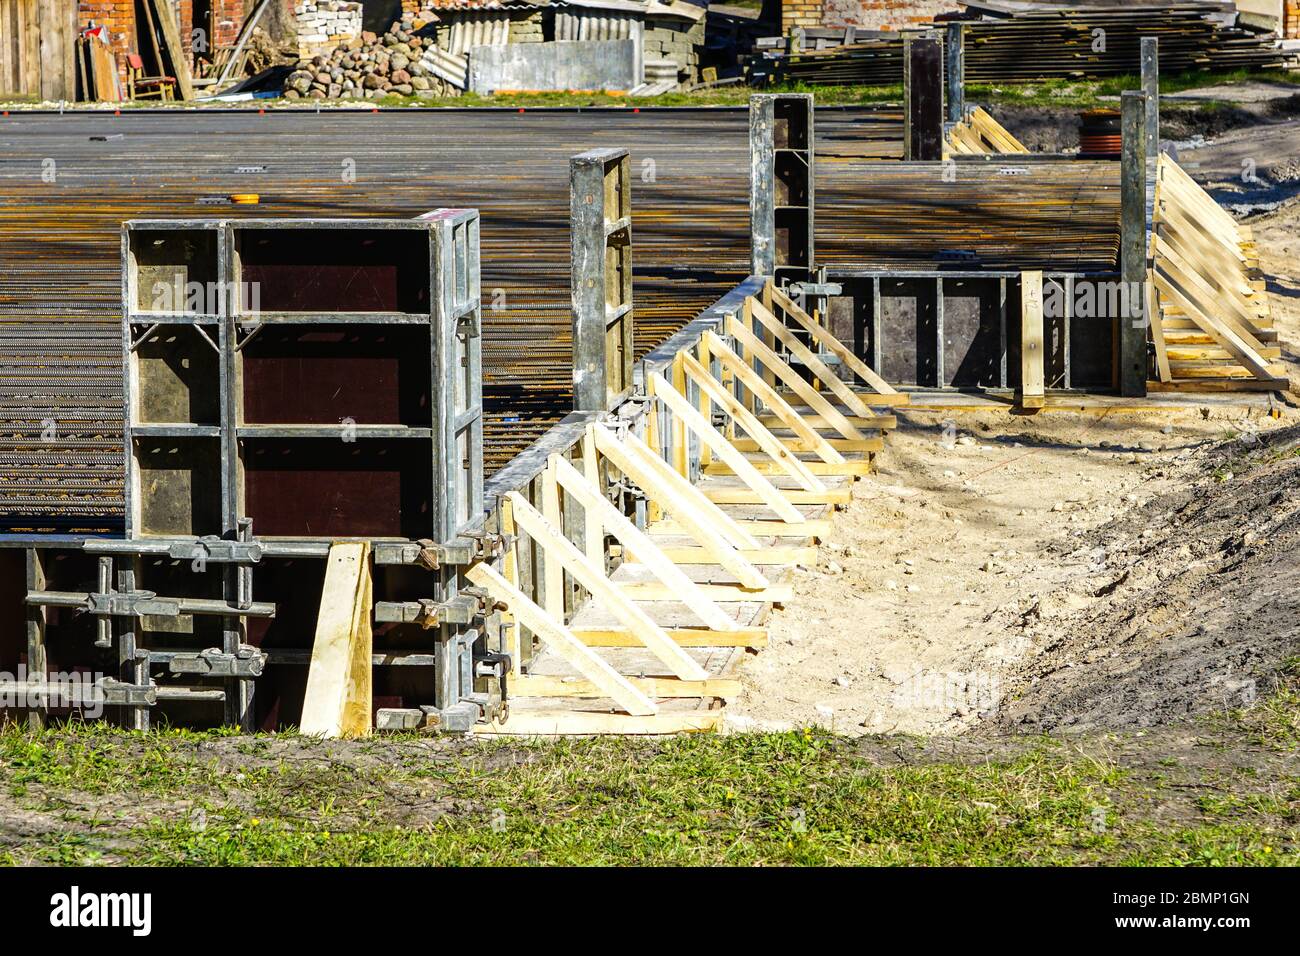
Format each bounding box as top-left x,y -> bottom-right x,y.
167,645 -> 266,678
167,536 -> 264,564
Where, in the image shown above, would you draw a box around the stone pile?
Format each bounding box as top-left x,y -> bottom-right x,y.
283,12 -> 456,100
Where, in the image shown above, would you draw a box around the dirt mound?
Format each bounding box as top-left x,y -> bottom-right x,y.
990,423 -> 1300,733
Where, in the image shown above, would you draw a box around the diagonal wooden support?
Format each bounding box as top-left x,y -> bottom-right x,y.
551,455 -> 739,633
681,349 -> 825,492
748,298 -> 878,420
725,314 -> 867,441
767,282 -> 906,401
648,371 -> 806,524
301,541 -> 373,738
590,423 -> 769,590
508,491 -> 709,681
702,330 -> 843,466
465,562 -> 657,716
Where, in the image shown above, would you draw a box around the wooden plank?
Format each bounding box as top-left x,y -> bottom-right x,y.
620,582 -> 793,603
703,457 -> 877,477
733,434 -> 888,453
1019,270 -> 1045,409
590,424 -> 768,589
500,497 -> 523,677
1147,271 -> 1172,383
300,541 -> 373,738
703,486 -> 852,506
641,545 -> 817,565
748,298 -> 878,419
1152,249 -> 1275,379
768,283 -> 904,398
648,371 -> 806,524
145,0 -> 194,100
552,455 -> 738,633
683,347 -> 828,490
704,330 -> 846,464
651,516 -> 831,538
508,491 -> 709,681
1151,270 -> 1276,380
512,674 -> 740,700
573,626 -> 767,648
476,710 -> 722,735
725,315 -> 867,441
540,457 -> 564,619
465,563 -> 657,716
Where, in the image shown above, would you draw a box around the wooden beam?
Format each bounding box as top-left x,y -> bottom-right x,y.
1019,270 -> 1045,409
682,349 -> 826,491
648,371 -> 806,523
725,315 -> 867,441
650,516 -> 831,538
620,581 -> 793,603
508,491 -> 709,681
512,674 -> 740,700
551,455 -> 738,633
704,330 -> 846,464
465,563 -> 657,716
768,281 -> 905,398
590,424 -> 768,589
637,545 -> 817,566
572,626 -> 766,648
301,541 -> 373,738
703,486 -> 852,506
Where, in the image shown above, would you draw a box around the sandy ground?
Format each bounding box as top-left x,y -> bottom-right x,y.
730,193 -> 1300,739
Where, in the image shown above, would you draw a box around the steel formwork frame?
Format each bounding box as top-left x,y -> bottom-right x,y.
570,148 -> 634,413
19,210 -> 502,733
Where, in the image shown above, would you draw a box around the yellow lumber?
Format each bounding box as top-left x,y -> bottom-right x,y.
465,562 -> 657,716
508,491 -> 709,681
301,541 -> 373,738
552,455 -> 738,633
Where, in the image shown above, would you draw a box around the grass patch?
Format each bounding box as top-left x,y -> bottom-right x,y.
0,716 -> 1295,866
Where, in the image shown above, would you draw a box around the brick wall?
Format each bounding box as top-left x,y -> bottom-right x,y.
783,0 -> 960,33
1286,0 -> 1299,38
79,0 -> 253,85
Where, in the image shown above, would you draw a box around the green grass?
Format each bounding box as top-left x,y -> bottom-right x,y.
0,710 -> 1295,865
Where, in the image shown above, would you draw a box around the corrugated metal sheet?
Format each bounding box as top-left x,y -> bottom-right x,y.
554,9 -> 638,41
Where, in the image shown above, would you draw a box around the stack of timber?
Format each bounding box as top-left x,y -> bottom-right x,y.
751,1 -> 1282,86
1147,153 -> 1287,392
466,281 -> 906,735
945,106 -> 1029,155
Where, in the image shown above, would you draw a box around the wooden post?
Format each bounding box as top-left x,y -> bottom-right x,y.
1120,90 -> 1149,397
1019,270 -> 1045,409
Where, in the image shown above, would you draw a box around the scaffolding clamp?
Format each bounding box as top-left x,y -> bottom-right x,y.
167,537 -> 264,564
167,646 -> 266,679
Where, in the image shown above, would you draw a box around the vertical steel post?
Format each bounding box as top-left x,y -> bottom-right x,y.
749,95 -> 776,277
1141,36 -> 1159,162
570,148 -> 633,411
1119,91 -> 1149,398
945,22 -> 965,126
750,93 -> 814,286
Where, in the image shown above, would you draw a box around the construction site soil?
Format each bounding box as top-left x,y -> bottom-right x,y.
733,192 -> 1300,740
